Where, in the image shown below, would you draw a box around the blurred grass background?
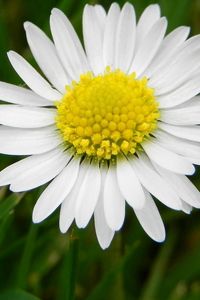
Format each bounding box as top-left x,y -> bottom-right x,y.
0,0 -> 200,299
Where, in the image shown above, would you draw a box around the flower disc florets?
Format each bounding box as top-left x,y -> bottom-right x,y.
55,68 -> 159,160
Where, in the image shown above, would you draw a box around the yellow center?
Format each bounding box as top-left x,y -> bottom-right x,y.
55,68 -> 159,160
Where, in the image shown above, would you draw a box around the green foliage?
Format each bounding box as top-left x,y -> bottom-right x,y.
0,0 -> 199,299
0,289 -> 40,300
0,193 -> 23,220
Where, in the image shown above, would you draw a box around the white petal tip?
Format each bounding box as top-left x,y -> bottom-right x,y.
23,21 -> 32,30
169,202 -> 183,211
75,218 -> 88,229
158,16 -> 168,28
155,235 -> 166,243
151,229 -> 166,243
7,50 -> 14,57
59,216 -> 74,233
32,207 -> 46,224
59,219 -> 73,234
187,166 -> 196,176
59,226 -> 67,234
32,214 -> 42,224
162,16 -> 167,23
99,243 -> 110,250
149,3 -> 161,14
133,202 -> 146,210
9,184 -> 21,193
84,4 -> 90,11
10,186 -> 18,193
0,178 -> 9,187
110,3 -> 119,9
123,2 -> 133,9
108,222 -> 123,232
154,224 -> 166,242
32,204 -> 57,223
7,50 -> 18,62
51,7 -> 60,15
98,234 -> 114,250
176,206 -> 184,211
151,4 -> 160,8
10,183 -> 28,193
182,26 -> 190,33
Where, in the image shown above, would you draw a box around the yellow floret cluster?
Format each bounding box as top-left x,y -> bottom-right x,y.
55,68 -> 159,160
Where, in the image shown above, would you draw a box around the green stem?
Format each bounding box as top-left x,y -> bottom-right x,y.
140,230 -> 176,300
16,222 -> 38,289
58,234 -> 79,300
108,233 -> 124,300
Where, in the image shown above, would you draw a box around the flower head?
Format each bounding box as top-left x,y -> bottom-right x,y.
0,2 -> 200,249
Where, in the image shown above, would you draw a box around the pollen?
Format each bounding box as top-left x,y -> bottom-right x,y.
55,68 -> 159,160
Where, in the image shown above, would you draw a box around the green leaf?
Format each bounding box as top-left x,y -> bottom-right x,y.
0,289 -> 40,300
0,194 -> 23,220
140,231 -> 177,300
85,242 -> 139,300
159,240 -> 200,299
58,236 -> 79,300
16,223 -> 38,289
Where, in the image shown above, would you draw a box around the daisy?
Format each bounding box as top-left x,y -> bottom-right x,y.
0,2 -> 200,249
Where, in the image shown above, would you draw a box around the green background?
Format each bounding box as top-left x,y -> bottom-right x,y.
0,0 -> 200,299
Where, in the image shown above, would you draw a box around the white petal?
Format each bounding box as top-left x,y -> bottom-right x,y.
103,3 -> 120,68
154,129 -> 200,164
135,4 -> 160,51
133,154 -> 182,210
50,8 -> 89,81
171,35 -> 200,64
116,157 -> 145,209
94,4 -> 106,31
159,122 -> 200,142
0,126 -> 61,155
161,104 -> 200,125
0,82 -> 52,106
150,49 -> 200,94
145,26 -> 190,77
129,17 -> 167,76
134,189 -> 165,242
157,74 -> 200,108
154,163 -> 200,209
24,22 -> 69,93
181,201 -> 192,214
33,157 -> 80,223
175,36 -> 200,66
94,200 -> 114,250
7,51 -> 61,101
143,139 -> 195,175
186,157 -> 200,166
150,35 -> 200,89
115,3 -> 136,71
59,195 -> 75,234
104,166 -> 125,231
10,150 -> 69,192
0,148 -> 67,187
75,162 -> 101,228
177,95 -> 200,109
0,105 -> 56,128
83,5 -> 104,74
94,169 -> 114,249
59,162 -> 87,233
181,35 -> 200,52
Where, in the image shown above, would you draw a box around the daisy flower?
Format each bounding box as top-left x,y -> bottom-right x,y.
0,2 -> 200,249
